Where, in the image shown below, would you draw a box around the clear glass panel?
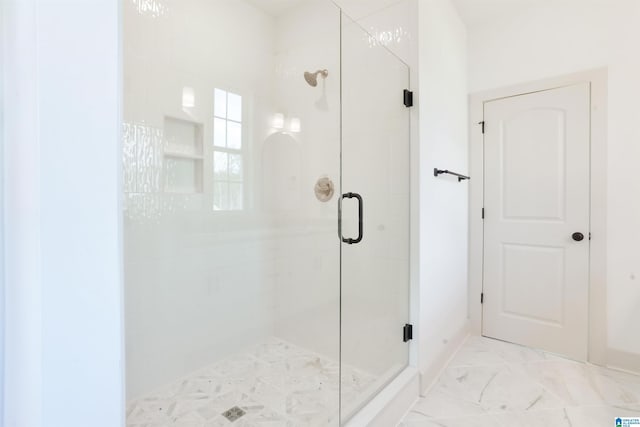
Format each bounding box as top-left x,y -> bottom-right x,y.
227,120 -> 242,150
340,12 -> 411,422
213,118 -> 227,147
213,151 -> 228,180
123,0 -> 342,425
213,182 -> 228,211
214,88 -> 227,118
229,183 -> 243,210
228,153 -> 242,181
227,92 -> 242,122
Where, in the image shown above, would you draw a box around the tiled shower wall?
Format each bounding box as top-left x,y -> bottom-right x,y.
124,0 -> 345,399
270,0 -> 341,362
123,0 -> 280,398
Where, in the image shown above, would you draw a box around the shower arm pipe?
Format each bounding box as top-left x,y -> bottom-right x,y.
433,168 -> 470,182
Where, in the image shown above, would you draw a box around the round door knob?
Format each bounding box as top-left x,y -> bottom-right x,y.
572,232 -> 585,242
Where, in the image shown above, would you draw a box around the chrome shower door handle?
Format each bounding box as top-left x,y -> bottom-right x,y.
339,192 -> 363,245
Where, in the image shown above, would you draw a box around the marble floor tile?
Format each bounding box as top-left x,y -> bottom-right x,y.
126,337 -> 375,427
448,336 -> 554,368
401,336 -> 640,427
401,389 -> 486,419
435,363 -> 565,413
565,405 -> 640,427
399,413 -> 506,427
492,408 -> 574,427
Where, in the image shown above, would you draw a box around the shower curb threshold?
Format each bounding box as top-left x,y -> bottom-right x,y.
344,367 -> 419,427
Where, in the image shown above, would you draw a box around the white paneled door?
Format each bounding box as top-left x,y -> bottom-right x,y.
482,84 -> 590,361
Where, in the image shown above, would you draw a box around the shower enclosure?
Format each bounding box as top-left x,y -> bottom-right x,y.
123,0 -> 410,425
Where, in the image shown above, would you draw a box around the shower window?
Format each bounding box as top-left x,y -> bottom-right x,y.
213,88 -> 244,211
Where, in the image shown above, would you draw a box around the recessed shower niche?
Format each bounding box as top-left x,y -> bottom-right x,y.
163,116 -> 204,194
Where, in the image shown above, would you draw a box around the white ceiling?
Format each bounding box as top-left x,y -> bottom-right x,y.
451,0 -> 613,28
243,0 -> 307,17
450,0 -> 546,27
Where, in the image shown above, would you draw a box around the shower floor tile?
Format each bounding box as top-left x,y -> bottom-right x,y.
126,337 -> 377,427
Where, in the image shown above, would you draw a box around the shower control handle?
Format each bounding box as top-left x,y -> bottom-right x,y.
339,192 -> 363,245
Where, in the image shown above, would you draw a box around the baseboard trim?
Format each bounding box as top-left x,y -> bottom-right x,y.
607,348 -> 640,375
419,322 -> 470,395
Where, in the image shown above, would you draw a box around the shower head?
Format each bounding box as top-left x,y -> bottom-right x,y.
304,69 -> 329,87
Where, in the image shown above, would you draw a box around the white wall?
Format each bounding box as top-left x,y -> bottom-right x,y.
3,0 -> 123,426
466,0 -> 640,361
417,0 -> 470,391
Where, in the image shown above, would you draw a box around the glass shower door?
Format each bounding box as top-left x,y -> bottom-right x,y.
339,13 -> 411,422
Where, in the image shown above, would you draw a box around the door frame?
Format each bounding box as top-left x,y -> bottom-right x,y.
468,69 -> 608,365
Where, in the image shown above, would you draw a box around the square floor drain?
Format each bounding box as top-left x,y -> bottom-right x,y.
222,406 -> 246,422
